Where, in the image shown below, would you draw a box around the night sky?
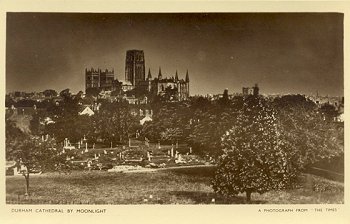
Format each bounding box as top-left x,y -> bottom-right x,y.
6,13 -> 343,96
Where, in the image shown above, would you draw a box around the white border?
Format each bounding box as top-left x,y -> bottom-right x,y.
0,1 -> 349,224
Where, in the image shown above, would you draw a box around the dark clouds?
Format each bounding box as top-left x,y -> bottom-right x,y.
6,13 -> 343,96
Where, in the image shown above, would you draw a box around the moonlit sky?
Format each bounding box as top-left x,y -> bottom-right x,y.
6,13 -> 343,96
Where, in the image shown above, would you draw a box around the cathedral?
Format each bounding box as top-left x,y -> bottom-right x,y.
85,49 -> 190,101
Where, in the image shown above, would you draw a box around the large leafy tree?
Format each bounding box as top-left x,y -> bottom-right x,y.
142,101 -> 191,143
212,96 -> 296,202
45,89 -> 92,143
6,133 -> 60,196
6,119 -> 26,160
273,95 -> 343,169
187,96 -> 243,156
93,101 -> 141,145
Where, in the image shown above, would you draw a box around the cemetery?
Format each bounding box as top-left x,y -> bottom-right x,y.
57,137 -> 214,173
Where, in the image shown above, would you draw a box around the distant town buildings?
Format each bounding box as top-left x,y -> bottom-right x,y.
242,84 -> 259,96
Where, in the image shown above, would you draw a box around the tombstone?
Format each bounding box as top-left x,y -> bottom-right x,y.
64,138 -> 68,147
42,135 -> 45,141
171,147 -> 174,157
93,143 -> 95,149
104,150 -> 107,155
94,154 -> 98,159
110,142 -> 113,149
85,148 -> 88,153
62,149 -> 65,154
45,134 -> 49,141
158,142 -> 161,149
189,147 -> 192,154
85,142 -> 88,150
147,151 -> 151,161
129,139 -> 131,147
81,151 -> 84,154
176,141 -> 178,149
78,142 -> 81,149
175,151 -> 179,159
168,149 -> 171,156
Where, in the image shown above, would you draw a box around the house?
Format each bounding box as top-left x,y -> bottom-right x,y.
6,161 -> 18,176
140,114 -> 153,125
79,106 -> 95,116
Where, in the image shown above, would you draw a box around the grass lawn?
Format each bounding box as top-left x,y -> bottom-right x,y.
6,166 -> 344,204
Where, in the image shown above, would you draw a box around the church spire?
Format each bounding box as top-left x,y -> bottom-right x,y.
147,68 -> 152,80
185,69 -> 189,82
175,70 -> 179,81
158,67 -> 162,79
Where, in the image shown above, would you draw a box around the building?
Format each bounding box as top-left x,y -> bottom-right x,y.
125,50 -> 146,86
242,84 -> 259,96
85,49 -> 190,101
85,68 -> 115,91
149,68 -> 190,101
79,106 -> 95,116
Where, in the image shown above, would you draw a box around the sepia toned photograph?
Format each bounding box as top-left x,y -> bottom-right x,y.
5,12 -> 344,205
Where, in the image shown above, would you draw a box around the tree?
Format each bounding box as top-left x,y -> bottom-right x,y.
160,127 -> 183,144
163,86 -> 179,102
187,96 -> 242,156
93,101 -> 141,145
212,96 -> 296,202
6,119 -> 26,160
319,103 -> 338,122
273,95 -> 343,169
59,88 -> 71,99
86,87 -> 101,97
7,135 -> 59,196
43,89 -> 57,98
141,101 -> 191,143
45,89 -> 86,143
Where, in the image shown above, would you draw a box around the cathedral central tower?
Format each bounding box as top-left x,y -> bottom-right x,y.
125,50 -> 146,86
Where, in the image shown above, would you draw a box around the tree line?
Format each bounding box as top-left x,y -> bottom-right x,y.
6,89 -> 343,200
